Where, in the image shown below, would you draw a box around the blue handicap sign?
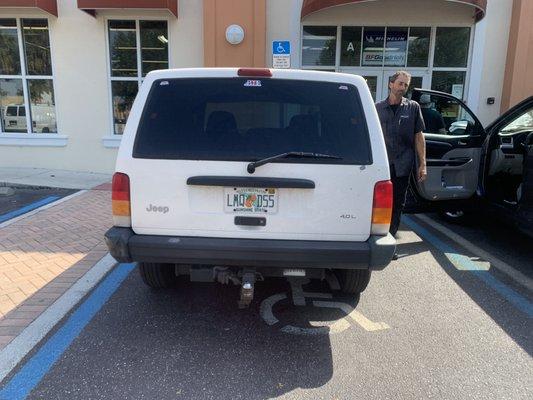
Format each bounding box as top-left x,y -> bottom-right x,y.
273,41 -> 290,55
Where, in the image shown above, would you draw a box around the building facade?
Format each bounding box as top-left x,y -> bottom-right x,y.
0,0 -> 530,173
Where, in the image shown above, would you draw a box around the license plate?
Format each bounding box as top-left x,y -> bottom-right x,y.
9,121 -> 16,126
224,187 -> 278,214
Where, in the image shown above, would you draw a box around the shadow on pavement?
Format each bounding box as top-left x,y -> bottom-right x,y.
27,271 -> 347,400
396,238 -> 533,358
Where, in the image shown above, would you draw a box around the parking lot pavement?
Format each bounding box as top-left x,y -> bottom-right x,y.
419,212 -> 533,279
0,219 -> 531,400
0,185 -> 112,349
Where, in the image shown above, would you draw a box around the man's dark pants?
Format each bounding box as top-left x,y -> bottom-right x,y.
389,165 -> 410,236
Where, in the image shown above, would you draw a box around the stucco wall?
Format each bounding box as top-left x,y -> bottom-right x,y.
0,0 -> 204,174
467,0 -> 513,126
501,0 -> 533,113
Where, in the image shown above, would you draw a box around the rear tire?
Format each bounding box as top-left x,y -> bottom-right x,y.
334,269 -> 371,294
139,262 -> 176,288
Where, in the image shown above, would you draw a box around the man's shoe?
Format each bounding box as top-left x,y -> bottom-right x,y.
392,253 -> 399,260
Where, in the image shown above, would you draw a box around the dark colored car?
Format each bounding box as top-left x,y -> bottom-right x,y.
405,89 -> 533,238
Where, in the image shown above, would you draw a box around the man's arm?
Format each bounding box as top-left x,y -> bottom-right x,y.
415,131 -> 427,182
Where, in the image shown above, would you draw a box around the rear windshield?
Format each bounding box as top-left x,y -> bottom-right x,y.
133,78 -> 372,164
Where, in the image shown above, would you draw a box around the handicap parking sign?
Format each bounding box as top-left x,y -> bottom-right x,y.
272,41 -> 291,68
273,41 -> 290,55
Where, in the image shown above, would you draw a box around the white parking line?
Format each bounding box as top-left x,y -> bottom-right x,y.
313,301 -> 390,331
414,214 -> 533,292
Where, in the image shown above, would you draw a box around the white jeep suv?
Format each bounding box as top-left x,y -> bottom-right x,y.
105,68 -> 396,306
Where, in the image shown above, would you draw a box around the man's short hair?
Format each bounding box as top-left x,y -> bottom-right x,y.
389,71 -> 411,84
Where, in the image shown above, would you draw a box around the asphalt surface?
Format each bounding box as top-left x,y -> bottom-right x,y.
3,218 -> 531,400
0,184 -> 76,216
425,211 -> 533,279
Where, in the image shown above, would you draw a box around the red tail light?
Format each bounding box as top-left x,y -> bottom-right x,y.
237,68 -> 272,77
112,172 -> 131,227
371,180 -> 393,235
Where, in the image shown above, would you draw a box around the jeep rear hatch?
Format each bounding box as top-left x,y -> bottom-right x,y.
128,76 -> 381,241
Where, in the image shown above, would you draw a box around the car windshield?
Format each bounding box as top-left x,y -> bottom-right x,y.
500,108 -> 533,133
133,78 -> 372,164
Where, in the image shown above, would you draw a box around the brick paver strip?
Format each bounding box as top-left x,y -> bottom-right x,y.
0,189 -> 113,350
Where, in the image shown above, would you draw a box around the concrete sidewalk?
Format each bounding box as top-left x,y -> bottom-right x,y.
0,169 -> 114,350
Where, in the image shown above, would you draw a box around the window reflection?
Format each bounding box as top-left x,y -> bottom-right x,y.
340,27 -> 362,67
0,79 -> 26,133
384,27 -> 407,67
22,19 -> 52,76
407,27 -> 430,67
0,19 -> 21,75
362,27 -> 385,66
109,20 -> 137,77
302,26 -> 337,67
140,21 -> 168,76
112,81 -> 138,135
434,27 -> 470,68
28,79 -> 57,133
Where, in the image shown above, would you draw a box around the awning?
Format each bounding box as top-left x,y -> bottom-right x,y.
0,0 -> 58,16
301,0 -> 486,22
77,0 -> 178,18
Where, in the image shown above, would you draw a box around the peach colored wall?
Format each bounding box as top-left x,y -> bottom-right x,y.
204,0 -> 266,67
501,0 -> 533,112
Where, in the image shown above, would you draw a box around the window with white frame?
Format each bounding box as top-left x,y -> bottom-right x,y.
107,19 -> 169,135
0,18 -> 57,134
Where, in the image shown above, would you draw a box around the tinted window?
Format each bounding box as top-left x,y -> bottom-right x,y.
6,106 -> 17,116
134,78 -> 371,164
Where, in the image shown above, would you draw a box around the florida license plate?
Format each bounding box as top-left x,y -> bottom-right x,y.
224,187 -> 278,214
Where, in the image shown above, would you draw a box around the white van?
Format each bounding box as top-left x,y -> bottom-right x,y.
2,104 -> 56,133
105,68 -> 395,306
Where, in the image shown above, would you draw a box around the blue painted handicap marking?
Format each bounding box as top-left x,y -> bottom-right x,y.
0,263 -> 135,400
273,41 -> 290,55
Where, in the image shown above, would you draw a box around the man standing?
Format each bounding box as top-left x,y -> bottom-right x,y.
375,71 -> 427,248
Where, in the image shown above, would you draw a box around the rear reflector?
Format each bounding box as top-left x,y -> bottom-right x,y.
371,180 -> 393,235
237,68 -> 272,77
112,172 -> 131,227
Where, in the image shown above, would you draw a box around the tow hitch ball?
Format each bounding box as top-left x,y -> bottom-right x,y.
238,271 -> 256,309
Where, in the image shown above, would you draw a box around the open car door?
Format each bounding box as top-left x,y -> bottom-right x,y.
404,89 -> 487,213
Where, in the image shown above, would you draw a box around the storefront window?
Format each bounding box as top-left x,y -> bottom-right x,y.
434,27 -> 470,67
431,71 -> 466,97
140,21 -> 169,77
22,19 -> 53,76
362,27 -> 385,66
0,19 -> 56,134
0,19 -> 21,75
28,79 -> 57,133
107,20 -> 169,134
340,27 -> 362,66
109,20 -> 137,77
302,26 -> 337,67
407,27 -> 430,67
111,81 -> 138,135
363,76 -> 377,100
384,27 -> 408,67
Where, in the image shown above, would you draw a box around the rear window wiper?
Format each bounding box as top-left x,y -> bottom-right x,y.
247,151 -> 342,173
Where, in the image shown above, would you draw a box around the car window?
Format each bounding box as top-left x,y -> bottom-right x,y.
18,106 -> 25,117
6,106 -> 17,116
133,78 -> 372,164
418,93 -> 475,136
500,107 -> 533,135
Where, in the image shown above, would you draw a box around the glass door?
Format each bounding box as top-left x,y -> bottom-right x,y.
381,70 -> 430,101
338,68 -> 383,102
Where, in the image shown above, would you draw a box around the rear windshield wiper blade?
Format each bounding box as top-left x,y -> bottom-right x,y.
247,151 -> 342,173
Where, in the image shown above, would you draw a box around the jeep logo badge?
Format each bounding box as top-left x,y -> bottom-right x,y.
146,204 -> 169,214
